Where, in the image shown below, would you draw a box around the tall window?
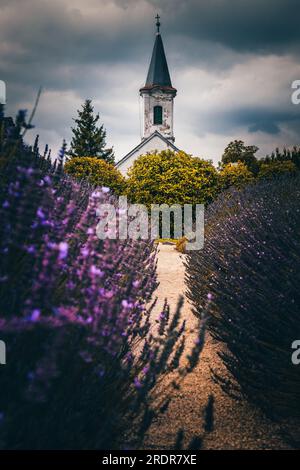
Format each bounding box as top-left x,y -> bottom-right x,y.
153,105 -> 163,125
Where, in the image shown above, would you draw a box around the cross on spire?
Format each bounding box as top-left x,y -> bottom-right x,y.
155,14 -> 160,33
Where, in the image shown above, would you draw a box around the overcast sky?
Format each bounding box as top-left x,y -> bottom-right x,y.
1,0 -> 300,164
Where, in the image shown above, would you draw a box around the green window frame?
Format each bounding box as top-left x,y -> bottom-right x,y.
153,105 -> 163,125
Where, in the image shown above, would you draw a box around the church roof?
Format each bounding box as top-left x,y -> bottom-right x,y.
146,33 -> 172,87
115,131 -> 179,169
140,18 -> 176,93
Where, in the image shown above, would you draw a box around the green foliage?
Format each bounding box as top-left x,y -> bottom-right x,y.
218,162 -> 254,191
221,140 -> 259,174
69,99 -> 114,163
263,146 -> 300,169
258,160 -> 297,179
64,156 -> 125,194
126,150 -> 219,206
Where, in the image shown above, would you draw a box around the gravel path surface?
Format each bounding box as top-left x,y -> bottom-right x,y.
143,244 -> 292,450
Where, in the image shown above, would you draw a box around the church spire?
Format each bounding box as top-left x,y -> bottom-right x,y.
116,15 -> 179,174
142,15 -> 175,90
139,15 -> 177,142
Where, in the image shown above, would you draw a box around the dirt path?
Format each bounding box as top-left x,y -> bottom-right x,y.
143,243 -> 291,450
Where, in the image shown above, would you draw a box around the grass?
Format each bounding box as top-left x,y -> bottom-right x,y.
155,238 -> 178,244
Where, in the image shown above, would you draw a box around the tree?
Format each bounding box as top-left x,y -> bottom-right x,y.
262,146 -> 300,170
69,99 -> 114,163
221,140 -> 259,174
258,160 -> 297,179
64,157 -> 125,194
218,162 -> 254,191
126,150 -> 219,207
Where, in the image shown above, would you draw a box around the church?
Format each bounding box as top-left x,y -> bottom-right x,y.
116,16 -> 179,176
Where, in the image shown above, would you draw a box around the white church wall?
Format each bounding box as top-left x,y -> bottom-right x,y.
117,134 -> 176,176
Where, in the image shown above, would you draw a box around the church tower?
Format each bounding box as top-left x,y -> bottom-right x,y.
139,15 -> 177,142
116,15 -> 179,176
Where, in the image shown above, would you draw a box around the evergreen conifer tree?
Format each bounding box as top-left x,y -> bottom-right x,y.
69,99 -> 114,163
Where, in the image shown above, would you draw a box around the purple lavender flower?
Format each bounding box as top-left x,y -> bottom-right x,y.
101,187 -> 110,193
58,241 -> 68,260
36,207 -> 46,220
90,265 -> 104,277
30,309 -> 41,322
134,377 -> 142,389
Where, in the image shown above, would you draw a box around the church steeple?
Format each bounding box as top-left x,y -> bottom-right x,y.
140,15 -> 176,142
145,16 -> 173,88
116,16 -> 179,175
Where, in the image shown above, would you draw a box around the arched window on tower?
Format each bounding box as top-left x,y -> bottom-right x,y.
153,105 -> 163,125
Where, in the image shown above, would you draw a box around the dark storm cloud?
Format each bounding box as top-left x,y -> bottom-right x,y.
0,0 -> 153,132
0,0 -> 299,161
150,0 -> 300,54
188,105 -> 300,137
217,108 -> 300,135
0,1 -> 147,85
2,0 -> 299,93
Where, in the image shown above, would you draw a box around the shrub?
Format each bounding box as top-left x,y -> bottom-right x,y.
258,160 -> 297,179
221,140 -> 259,175
0,130 -> 205,449
218,162 -> 254,191
175,237 -> 188,253
263,146 -> 300,170
186,175 -> 300,419
126,150 -> 219,207
64,156 -> 125,194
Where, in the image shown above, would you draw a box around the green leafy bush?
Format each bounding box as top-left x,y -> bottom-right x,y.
263,146 -> 300,170
258,160 -> 297,179
218,162 -> 254,191
126,150 -> 219,206
64,156 -> 125,194
221,140 -> 259,175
